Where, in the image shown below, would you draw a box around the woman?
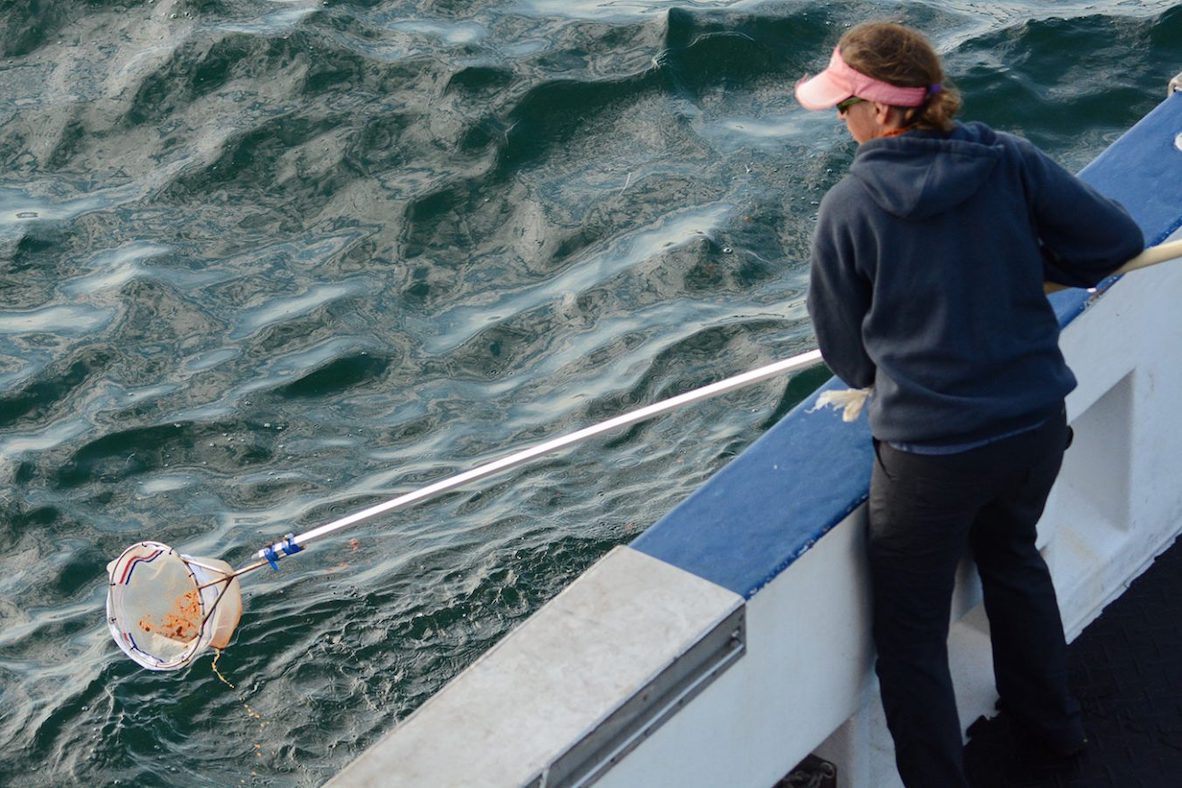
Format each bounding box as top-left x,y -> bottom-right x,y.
794,21 -> 1143,787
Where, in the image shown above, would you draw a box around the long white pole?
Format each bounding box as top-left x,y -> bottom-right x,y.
242,348 -> 824,573
236,238 -> 1182,577
1045,238 -> 1182,293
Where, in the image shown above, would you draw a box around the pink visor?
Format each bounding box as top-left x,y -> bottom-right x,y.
795,47 -> 930,110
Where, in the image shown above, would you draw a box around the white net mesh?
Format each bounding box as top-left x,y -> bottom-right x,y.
106,542 -> 242,671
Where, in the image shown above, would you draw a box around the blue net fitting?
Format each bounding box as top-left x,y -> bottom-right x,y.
264,534 -> 303,570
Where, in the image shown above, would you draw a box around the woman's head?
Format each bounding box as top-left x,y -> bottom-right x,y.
838,22 -> 959,132
795,22 -> 960,134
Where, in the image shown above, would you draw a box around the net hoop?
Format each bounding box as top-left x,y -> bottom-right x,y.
106,541 -> 242,671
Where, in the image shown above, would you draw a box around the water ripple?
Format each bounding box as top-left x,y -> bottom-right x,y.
2,1 -> 1180,785
0,304 -> 115,335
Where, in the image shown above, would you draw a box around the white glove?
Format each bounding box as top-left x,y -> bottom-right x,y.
811,387 -> 872,422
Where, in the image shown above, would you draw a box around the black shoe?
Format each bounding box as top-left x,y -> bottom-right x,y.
984,702 -> 1089,763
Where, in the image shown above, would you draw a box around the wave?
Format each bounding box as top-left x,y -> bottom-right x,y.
3,1 -> 1182,784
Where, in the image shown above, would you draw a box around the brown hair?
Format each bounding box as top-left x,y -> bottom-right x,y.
839,22 -> 960,132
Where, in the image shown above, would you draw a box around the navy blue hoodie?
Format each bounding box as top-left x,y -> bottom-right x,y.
807,121 -> 1144,447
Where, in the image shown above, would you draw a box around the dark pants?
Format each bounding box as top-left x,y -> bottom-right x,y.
868,409 -> 1083,788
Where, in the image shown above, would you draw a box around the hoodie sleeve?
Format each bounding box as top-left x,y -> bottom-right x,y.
1016,137 -> 1145,288
807,191 -> 876,389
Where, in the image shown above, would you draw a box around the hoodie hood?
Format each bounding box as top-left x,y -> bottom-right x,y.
849,121 -> 1003,219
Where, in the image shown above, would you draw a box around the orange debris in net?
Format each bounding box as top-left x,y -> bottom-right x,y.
137,589 -> 202,642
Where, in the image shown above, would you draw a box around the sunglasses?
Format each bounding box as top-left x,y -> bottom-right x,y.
836,96 -> 867,115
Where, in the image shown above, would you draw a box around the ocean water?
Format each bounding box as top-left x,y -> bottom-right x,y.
1,1 -> 1179,784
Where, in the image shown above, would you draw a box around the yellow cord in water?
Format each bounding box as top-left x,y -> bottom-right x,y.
210,647 -> 236,688
210,648 -> 263,720
210,649 -> 266,768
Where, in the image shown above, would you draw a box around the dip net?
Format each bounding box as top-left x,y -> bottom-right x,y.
106,542 -> 243,671
103,350 -> 827,670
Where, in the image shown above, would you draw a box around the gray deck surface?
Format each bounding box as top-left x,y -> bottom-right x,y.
963,536 -> 1182,787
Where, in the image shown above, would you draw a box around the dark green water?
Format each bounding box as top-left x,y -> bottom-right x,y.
1,1 -> 1179,784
